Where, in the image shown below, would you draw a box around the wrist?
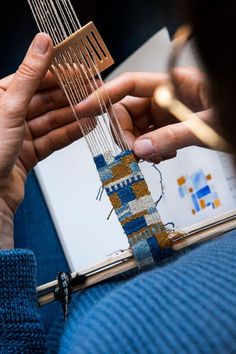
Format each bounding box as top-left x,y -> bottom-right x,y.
0,199 -> 14,249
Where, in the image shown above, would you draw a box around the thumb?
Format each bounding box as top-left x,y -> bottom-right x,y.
133,121 -> 202,163
3,33 -> 53,126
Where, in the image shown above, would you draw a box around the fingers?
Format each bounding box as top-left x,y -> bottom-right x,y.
19,120 -> 83,171
111,97 -> 153,149
0,34 -> 54,178
2,33 -> 54,127
33,120 -> 85,161
27,77 -> 102,120
75,68 -> 209,118
0,74 -> 14,90
0,88 -> 5,99
0,70 -> 58,92
20,115 -> 95,172
27,87 -> 69,119
133,119 -> 203,163
75,72 -> 168,117
172,67 -> 210,111
28,105 -> 76,138
20,119 -> 86,172
37,70 -> 59,90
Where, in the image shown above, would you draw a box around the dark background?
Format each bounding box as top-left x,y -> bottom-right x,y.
0,0 -> 179,78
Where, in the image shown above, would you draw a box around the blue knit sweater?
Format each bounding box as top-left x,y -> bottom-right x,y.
1,230 -> 236,353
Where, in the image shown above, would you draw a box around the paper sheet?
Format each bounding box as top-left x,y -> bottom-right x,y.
35,27 -> 236,271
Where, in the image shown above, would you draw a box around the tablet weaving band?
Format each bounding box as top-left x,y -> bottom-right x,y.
94,150 -> 173,268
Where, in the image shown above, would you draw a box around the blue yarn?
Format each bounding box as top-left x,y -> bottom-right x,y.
106,176 -> 145,196
117,187 -> 136,203
123,216 -> 147,235
147,235 -> 173,262
93,154 -> 107,169
0,249 -> 47,353
94,150 -> 171,267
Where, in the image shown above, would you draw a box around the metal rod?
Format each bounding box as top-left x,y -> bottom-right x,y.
37,209 -> 236,306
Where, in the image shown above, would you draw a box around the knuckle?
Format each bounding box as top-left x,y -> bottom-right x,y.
166,125 -> 179,150
0,97 -> 25,119
17,62 -> 38,80
65,124 -> 76,144
149,155 -> 162,164
162,151 -> 177,161
0,88 -> 5,97
121,72 -> 132,80
120,72 -> 135,93
47,111 -> 58,129
121,72 -> 133,85
40,90 -> 55,111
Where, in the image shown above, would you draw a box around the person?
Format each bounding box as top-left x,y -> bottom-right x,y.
1,0 -> 179,332
1,2 -> 236,354
0,33 -> 81,352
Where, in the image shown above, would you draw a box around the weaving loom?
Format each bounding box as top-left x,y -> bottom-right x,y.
27,0 -> 173,269
27,0 -> 236,310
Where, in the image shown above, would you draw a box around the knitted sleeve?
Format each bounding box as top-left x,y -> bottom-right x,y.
0,249 -> 47,353
59,229 -> 236,354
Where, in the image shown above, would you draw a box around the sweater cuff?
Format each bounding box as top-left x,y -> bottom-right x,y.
0,249 -> 47,352
0,249 -> 37,310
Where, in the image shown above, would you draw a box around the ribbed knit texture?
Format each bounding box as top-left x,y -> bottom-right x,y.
58,230 -> 236,354
1,231 -> 236,353
0,249 -> 47,353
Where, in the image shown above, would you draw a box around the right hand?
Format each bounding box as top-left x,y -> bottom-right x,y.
76,67 -> 214,163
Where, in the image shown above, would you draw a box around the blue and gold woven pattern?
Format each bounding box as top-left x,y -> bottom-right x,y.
94,150 -> 173,268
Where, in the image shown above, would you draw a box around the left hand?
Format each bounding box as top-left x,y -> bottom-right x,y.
0,33 -> 83,247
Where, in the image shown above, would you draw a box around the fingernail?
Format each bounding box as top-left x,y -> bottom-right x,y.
134,139 -> 155,157
32,34 -> 50,55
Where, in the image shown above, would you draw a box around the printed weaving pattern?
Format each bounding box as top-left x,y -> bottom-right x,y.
94,150 -> 173,268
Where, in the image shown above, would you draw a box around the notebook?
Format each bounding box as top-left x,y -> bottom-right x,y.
35,27 -> 236,271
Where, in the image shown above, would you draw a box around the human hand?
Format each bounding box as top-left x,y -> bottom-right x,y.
76,67 -> 213,163
0,33 -> 83,248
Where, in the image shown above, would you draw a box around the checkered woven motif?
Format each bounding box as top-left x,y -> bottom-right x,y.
94,150 -> 173,268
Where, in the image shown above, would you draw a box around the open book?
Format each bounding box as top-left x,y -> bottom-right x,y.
35,28 -> 236,271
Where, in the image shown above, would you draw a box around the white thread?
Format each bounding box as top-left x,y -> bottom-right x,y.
28,0 -> 129,157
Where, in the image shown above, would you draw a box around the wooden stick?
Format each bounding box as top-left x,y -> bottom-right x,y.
154,85 -> 231,153
51,21 -> 114,83
37,249 -> 135,306
37,209 -> 236,306
172,210 -> 236,250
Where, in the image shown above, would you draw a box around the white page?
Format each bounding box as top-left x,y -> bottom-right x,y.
35,27 -> 236,271
217,152 -> 236,202
107,32 -> 236,228
141,148 -> 236,230
107,27 -> 171,79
